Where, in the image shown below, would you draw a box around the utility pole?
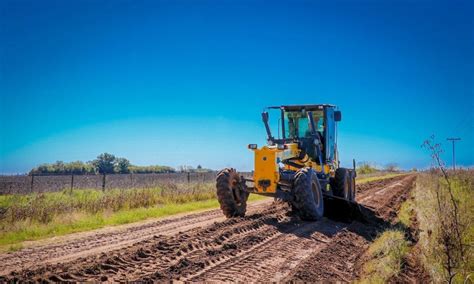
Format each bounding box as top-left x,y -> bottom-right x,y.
447,137 -> 461,171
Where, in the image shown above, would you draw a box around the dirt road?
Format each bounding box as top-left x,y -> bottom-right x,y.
0,175 -> 416,282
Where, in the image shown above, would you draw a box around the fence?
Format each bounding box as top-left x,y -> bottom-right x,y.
0,172 -> 240,194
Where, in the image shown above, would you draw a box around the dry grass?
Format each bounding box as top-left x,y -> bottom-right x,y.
415,170 -> 473,283
0,182 -> 214,224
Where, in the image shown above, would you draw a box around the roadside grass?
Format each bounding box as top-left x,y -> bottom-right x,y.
415,170 -> 473,283
359,170 -> 474,283
0,183 -> 267,251
359,229 -> 410,283
358,187 -> 414,284
356,172 -> 408,184
397,196 -> 414,228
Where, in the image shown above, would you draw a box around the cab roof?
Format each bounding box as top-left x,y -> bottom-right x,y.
267,104 -> 336,111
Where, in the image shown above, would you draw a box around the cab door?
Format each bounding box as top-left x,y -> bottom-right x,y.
324,107 -> 335,163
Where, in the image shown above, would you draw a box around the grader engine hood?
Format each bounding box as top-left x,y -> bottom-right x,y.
249,144 -> 299,193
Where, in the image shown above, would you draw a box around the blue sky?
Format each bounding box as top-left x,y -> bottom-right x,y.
1,0 -> 473,174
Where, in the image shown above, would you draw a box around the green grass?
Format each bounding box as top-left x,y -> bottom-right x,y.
397,196 -> 414,228
357,173 -> 408,184
359,229 -> 410,283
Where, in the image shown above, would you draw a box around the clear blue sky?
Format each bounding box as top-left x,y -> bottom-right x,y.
1,0 -> 473,174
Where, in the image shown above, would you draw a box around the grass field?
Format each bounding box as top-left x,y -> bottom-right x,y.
0,182 -> 267,251
0,172 -> 404,251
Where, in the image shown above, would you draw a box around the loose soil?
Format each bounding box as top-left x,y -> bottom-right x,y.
0,175 -> 420,282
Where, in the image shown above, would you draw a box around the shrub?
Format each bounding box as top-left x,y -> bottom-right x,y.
357,162 -> 378,175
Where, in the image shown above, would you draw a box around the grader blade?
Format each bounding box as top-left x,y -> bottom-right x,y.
322,195 -> 371,223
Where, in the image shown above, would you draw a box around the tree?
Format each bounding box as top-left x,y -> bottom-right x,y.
29,161 -> 94,175
28,154 -> 176,175
129,165 -> 176,173
357,162 -> 378,174
384,163 -> 399,172
115,157 -> 131,174
92,153 -> 116,174
53,161 -> 65,174
178,165 -> 194,172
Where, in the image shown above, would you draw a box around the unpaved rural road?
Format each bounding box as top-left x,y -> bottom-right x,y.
0,175 -> 416,282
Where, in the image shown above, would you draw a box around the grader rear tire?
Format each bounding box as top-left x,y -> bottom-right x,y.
291,167 -> 324,221
216,168 -> 249,218
334,168 -> 355,202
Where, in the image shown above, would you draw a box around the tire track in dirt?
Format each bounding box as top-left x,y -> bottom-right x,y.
0,200 -> 272,275
283,224 -> 372,282
0,175 -> 416,282
186,217 -> 346,282
284,174 -> 417,282
357,175 -> 416,221
3,205 -> 289,282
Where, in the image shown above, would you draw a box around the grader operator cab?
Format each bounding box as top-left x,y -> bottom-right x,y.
216,104 -> 358,221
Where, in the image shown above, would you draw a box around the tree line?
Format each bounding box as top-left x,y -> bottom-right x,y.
29,153 -> 211,175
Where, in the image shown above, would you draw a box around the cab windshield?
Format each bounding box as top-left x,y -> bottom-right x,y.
284,110 -> 324,139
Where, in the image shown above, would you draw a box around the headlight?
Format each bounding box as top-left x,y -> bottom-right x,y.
248,144 -> 258,149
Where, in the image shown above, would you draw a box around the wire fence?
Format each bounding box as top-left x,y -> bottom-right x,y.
0,172 -> 251,195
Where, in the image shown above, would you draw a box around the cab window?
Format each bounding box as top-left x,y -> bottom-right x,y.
284,110 -> 324,139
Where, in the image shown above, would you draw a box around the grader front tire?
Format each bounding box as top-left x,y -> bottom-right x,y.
291,167 -> 324,221
216,168 -> 249,218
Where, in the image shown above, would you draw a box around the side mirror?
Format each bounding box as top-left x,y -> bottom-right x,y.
334,111 -> 342,122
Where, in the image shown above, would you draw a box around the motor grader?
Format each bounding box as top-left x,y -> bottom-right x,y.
216,104 -> 357,221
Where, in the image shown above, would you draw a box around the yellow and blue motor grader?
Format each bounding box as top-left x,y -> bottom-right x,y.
216,104 -> 357,221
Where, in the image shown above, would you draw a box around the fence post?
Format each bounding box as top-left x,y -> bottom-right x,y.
30,174 -> 35,193
70,174 -> 74,193
102,174 -> 106,191
187,172 -> 190,183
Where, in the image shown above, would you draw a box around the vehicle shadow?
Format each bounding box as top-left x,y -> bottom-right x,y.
258,201 -> 396,242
